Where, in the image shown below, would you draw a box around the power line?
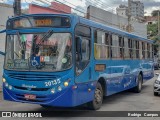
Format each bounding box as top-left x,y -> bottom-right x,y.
54,0 -> 86,15
34,2 -> 70,14
53,0 -> 119,26
56,0 -> 115,13
62,0 -> 86,12
56,0 -> 116,17
23,0 -> 119,27
35,0 -> 50,5
86,0 -> 115,11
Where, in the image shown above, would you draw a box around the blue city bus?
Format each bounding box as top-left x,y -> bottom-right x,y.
0,14 -> 154,110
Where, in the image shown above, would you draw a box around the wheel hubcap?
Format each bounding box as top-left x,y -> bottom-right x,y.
95,88 -> 102,104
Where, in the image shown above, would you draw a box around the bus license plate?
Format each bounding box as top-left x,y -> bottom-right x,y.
24,94 -> 36,100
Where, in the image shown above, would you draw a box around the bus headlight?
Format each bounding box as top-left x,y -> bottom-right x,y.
9,85 -> 12,90
51,88 -> 55,94
2,78 -> 6,83
64,81 -> 69,87
58,86 -> 62,91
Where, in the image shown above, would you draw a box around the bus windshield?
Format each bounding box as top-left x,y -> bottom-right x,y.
5,32 -> 72,71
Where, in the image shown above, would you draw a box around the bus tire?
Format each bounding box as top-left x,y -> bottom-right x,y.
134,74 -> 142,93
88,82 -> 103,110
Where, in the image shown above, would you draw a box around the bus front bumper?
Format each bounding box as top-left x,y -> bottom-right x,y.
3,85 -> 77,107
3,82 -> 95,107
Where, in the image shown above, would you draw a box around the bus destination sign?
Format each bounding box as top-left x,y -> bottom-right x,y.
35,19 -> 52,27
7,16 -> 70,29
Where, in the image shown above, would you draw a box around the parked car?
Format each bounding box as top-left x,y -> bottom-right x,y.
154,73 -> 160,96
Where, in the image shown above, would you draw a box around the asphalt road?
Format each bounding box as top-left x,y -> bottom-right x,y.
0,70 -> 160,120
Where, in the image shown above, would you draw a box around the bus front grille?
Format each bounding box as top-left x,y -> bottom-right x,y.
14,86 -> 50,91
7,73 -> 58,81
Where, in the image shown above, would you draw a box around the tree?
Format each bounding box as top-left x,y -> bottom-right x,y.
147,10 -> 160,56
151,10 -> 160,16
153,36 -> 159,55
147,23 -> 158,37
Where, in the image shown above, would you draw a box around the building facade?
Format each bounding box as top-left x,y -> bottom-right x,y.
116,0 -> 144,20
130,0 -> 144,19
116,5 -> 128,18
29,2 -> 71,14
88,5 -> 147,38
145,16 -> 159,25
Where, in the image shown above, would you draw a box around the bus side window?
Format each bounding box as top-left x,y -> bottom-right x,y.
94,30 -> 110,59
110,34 -> 113,58
118,36 -> 124,59
136,40 -> 139,59
128,38 -> 133,59
124,37 -> 129,59
111,34 -> 119,59
142,42 -> 145,59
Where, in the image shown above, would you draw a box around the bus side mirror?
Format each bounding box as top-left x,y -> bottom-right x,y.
0,51 -> 5,56
76,36 -> 82,61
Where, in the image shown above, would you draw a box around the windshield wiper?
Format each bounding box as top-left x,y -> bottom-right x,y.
35,30 -> 53,49
16,32 -> 23,49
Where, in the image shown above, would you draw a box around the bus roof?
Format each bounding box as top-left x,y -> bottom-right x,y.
8,13 -> 153,43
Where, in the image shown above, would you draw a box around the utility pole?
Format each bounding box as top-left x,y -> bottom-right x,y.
13,0 -> 21,16
158,11 -> 160,37
127,0 -> 132,32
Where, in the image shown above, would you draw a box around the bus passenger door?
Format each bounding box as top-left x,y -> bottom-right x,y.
75,36 -> 91,83
74,25 -> 92,84
74,35 -> 93,103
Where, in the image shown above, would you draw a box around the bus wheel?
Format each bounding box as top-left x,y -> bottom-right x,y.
134,74 -> 142,93
88,82 -> 103,110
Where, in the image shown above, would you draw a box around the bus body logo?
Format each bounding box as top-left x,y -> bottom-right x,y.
22,84 -> 37,89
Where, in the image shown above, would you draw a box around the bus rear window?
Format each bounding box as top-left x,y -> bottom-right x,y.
7,16 -> 70,29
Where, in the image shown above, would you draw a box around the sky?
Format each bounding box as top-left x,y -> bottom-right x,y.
0,0 -> 160,15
